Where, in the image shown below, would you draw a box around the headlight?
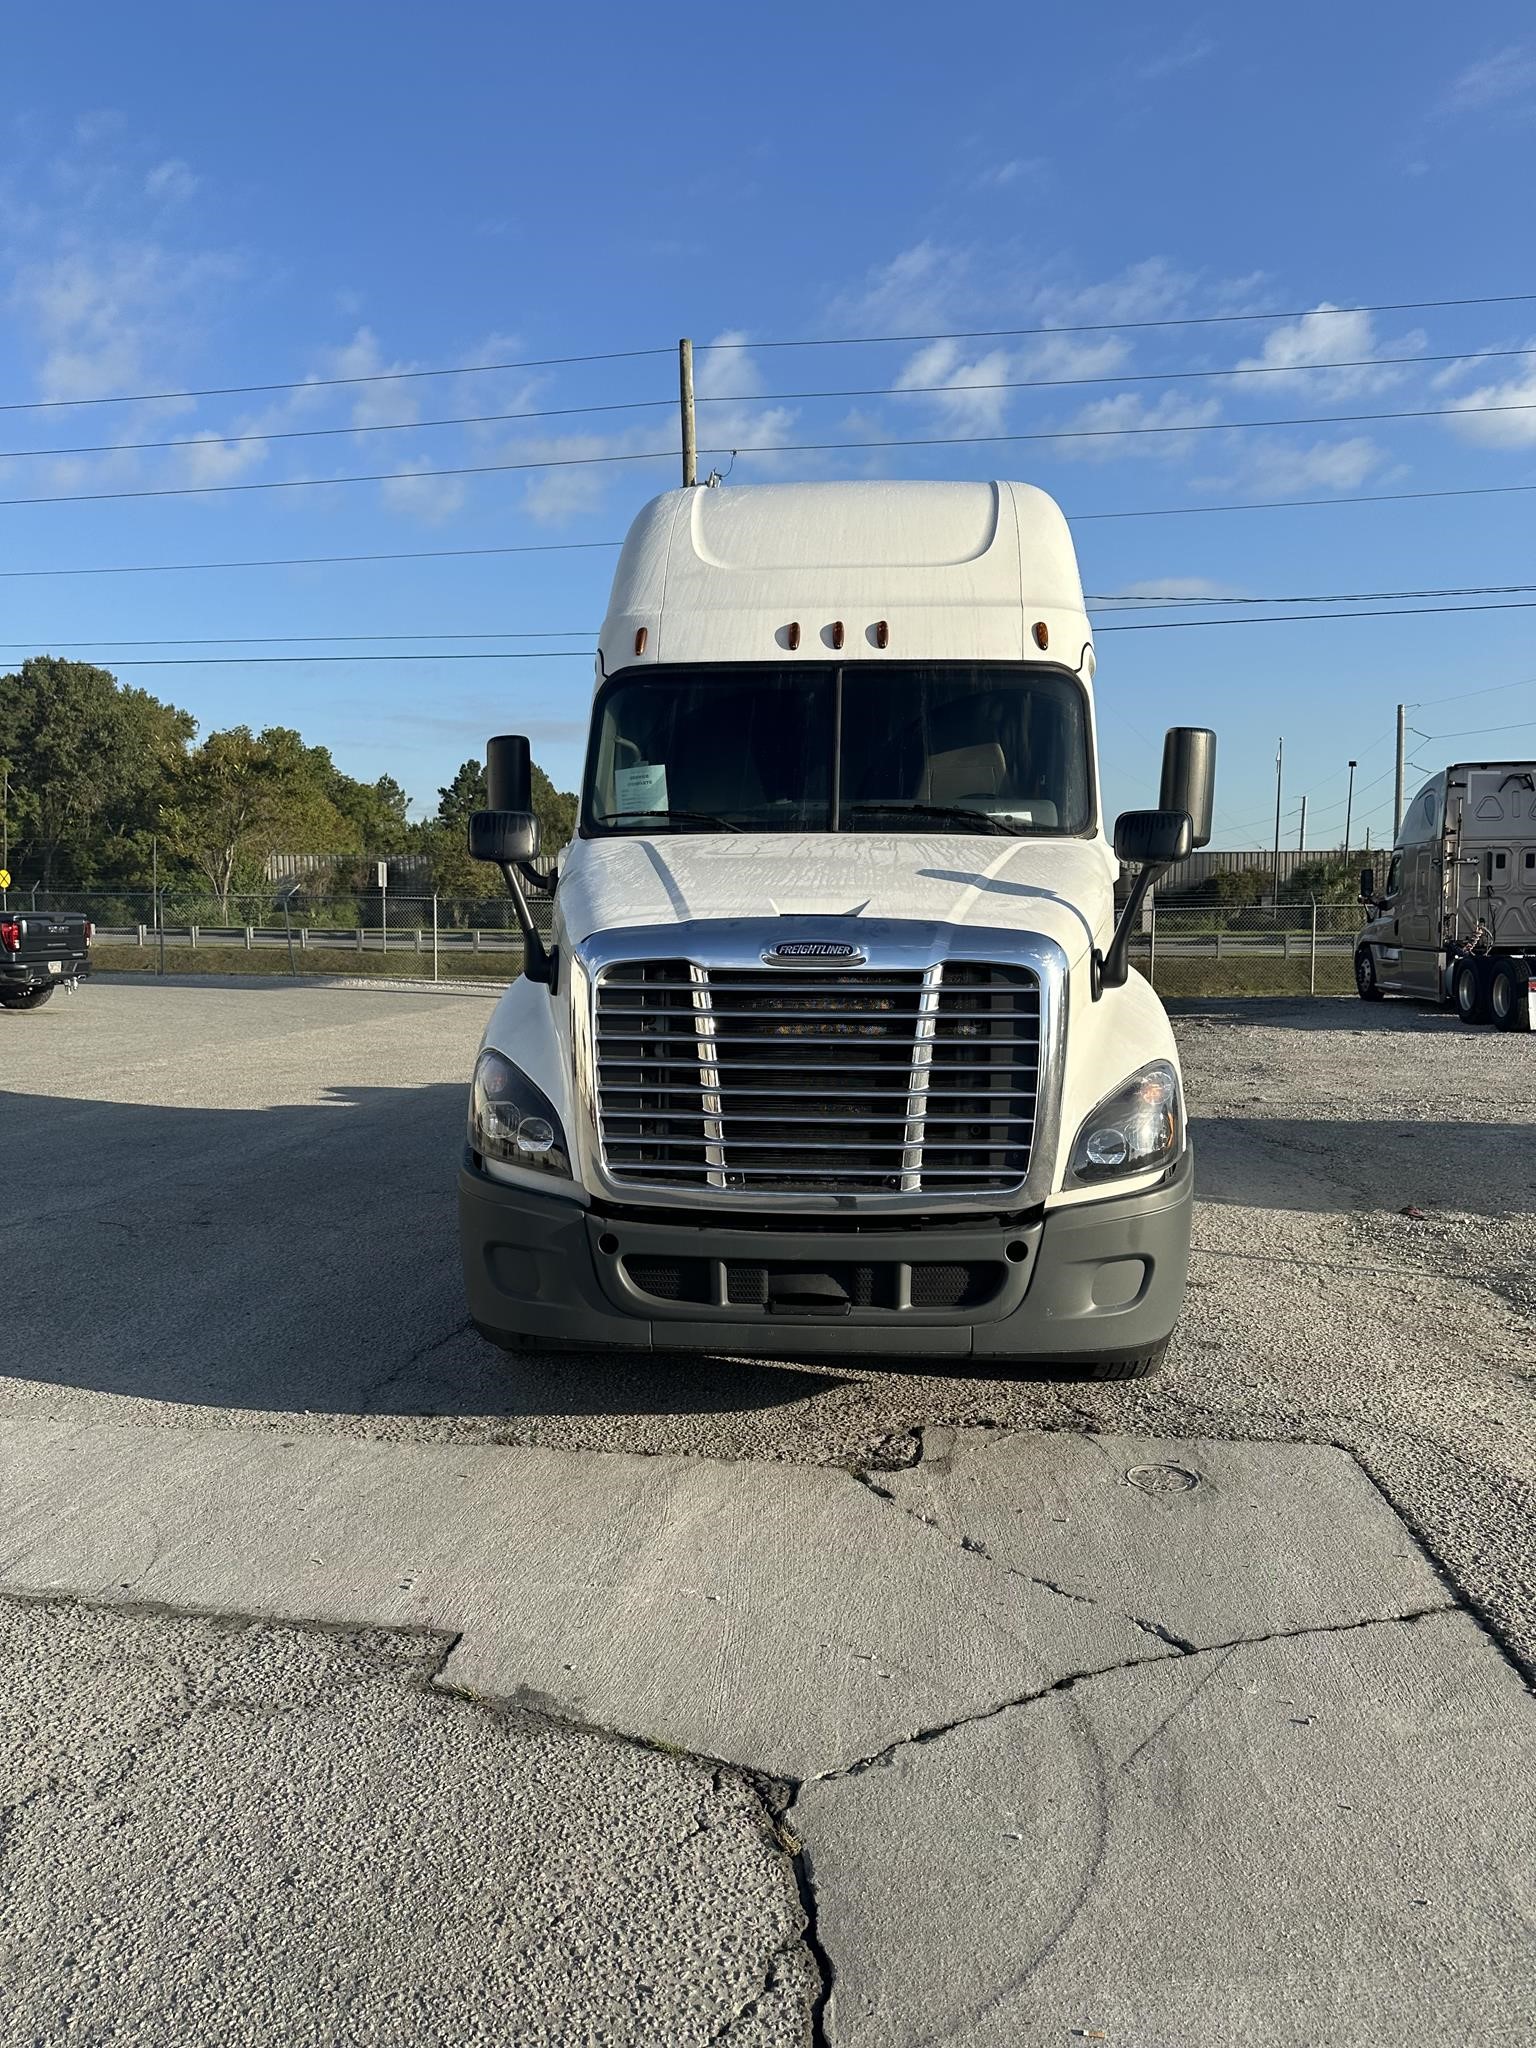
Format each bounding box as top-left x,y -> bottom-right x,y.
1068,1059 -> 1182,1185
469,1050 -> 572,1180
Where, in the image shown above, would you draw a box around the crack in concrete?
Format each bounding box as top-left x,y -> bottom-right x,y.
805,1605 -> 1458,1785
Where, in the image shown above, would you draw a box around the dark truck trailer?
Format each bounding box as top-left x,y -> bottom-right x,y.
1356,761 -> 1536,1030
0,910 -> 93,1010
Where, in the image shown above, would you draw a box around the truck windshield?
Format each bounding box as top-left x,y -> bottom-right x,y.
584,663 -> 1093,836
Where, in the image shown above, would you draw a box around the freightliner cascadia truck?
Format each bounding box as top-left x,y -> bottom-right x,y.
1356,761 -> 1536,1029
457,480 -> 1215,1380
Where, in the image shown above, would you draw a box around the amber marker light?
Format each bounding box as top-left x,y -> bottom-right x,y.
830,621 -> 845,649
1033,621 -> 1049,650
786,622 -> 801,650
634,627 -> 648,656
874,620 -> 890,648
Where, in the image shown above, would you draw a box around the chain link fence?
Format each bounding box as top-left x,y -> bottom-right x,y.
13,888 -> 552,982
6,884 -> 1366,996
1125,900 -> 1364,998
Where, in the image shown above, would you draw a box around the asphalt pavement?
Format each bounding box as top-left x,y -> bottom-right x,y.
2,978 -> 1534,2045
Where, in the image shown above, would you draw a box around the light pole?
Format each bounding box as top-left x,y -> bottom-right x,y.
1272,738 -> 1283,896
1343,759 -> 1357,861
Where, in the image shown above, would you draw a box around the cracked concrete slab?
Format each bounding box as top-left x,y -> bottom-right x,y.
0,1596 -> 814,2048
794,1609 -> 1536,2046
878,1429 -> 1452,1647
0,1421 -> 1449,1785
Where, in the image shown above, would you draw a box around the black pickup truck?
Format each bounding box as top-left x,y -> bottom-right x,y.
0,908 -> 93,1010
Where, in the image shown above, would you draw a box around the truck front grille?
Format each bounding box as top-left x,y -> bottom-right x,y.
593,960 -> 1039,1196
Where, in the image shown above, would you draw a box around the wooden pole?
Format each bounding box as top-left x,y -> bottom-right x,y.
679,338 -> 697,487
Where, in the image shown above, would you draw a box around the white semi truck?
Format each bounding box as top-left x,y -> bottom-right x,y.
458,480 -> 1215,1379
1356,760 -> 1536,1028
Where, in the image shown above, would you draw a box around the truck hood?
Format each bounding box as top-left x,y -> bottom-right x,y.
558,833 -> 1116,966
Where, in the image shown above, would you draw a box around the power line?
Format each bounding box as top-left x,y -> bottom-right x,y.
1096,598 -> 1536,631
5,290 -> 1533,415
0,539 -> 625,581
720,293 -> 1536,352
8,344 -> 1534,465
4,397 -> 1535,510
1088,580 -> 1536,607
0,630 -> 592,650
1074,480 -> 1536,524
13,595 -> 1536,667
1410,717 -> 1536,740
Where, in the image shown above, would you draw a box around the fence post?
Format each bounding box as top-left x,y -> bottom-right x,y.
356,923 -> 364,954
301,926 -> 309,952
190,923 -> 199,951
137,923 -> 147,949
433,895 -> 439,983
474,927 -> 482,953
1310,899 -> 1318,996
245,925 -> 254,951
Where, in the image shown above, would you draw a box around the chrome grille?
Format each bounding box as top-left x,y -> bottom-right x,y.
594,960 -> 1039,1195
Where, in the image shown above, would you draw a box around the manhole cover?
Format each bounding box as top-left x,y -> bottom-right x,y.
1125,1463 -> 1201,1495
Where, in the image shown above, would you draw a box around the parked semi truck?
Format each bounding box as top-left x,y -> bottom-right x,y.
457,480 -> 1215,1379
1356,761 -> 1536,1029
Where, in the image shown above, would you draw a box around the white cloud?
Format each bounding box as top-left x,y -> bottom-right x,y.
1440,361 -> 1536,448
1228,435 -> 1386,496
1111,576 -> 1245,600
379,455 -> 467,524
972,157 -> 1047,191
1137,34 -> 1216,81
170,429 -> 268,487
1232,305 -> 1424,398
145,158 -> 198,204
1442,43 -> 1536,113
9,242 -> 244,401
1050,388 -> 1224,462
893,339 -> 1014,433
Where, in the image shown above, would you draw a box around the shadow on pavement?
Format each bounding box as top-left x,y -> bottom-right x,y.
3,1083 -> 841,1421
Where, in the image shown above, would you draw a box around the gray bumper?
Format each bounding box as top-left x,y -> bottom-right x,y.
458,1148 -> 1192,1364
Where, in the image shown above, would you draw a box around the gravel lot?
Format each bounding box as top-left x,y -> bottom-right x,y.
3,977 -> 1533,1673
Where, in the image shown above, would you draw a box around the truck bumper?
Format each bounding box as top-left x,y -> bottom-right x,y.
458,1148 -> 1192,1366
0,960 -> 91,993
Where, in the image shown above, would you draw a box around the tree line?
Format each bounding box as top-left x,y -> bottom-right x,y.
0,655 -> 577,914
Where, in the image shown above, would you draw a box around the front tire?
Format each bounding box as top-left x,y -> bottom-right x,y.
1453,959 -> 1490,1025
1354,946 -> 1383,1001
0,984 -> 54,1011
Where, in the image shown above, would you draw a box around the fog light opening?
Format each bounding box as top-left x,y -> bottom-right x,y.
1004,1239 -> 1029,1264
598,1231 -> 619,1256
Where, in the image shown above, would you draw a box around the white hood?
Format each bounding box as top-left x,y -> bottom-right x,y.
557,833 -> 1117,967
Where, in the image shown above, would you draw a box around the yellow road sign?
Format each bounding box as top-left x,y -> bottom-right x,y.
0,869 -> 10,889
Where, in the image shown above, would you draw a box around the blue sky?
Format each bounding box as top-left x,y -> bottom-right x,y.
2,1 -> 1534,849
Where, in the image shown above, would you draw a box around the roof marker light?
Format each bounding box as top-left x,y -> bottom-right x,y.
1033,621 -> 1050,650
634,626 -> 648,656
874,620 -> 889,648
830,621 -> 845,650
786,622 -> 801,651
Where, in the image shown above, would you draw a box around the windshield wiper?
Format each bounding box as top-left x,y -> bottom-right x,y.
846,801 -> 1021,836
596,807 -> 743,833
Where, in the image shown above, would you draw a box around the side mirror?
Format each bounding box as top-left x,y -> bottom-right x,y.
1114,808 -> 1193,867
469,810 -> 541,864
486,733 -> 532,814
1359,866 -> 1376,904
1159,727 -> 1216,850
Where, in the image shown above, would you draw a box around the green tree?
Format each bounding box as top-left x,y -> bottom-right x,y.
416,756 -> 577,899
165,726 -> 357,916
0,656 -> 194,887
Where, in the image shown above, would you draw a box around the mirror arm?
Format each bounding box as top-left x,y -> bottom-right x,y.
1093,860 -> 1171,998
498,861 -> 552,984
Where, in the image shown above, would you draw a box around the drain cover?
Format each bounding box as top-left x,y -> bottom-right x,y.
1125,1462 -> 1201,1495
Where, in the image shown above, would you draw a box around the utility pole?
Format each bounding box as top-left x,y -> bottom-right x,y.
1343,759 -> 1357,859
679,338 -> 697,488
1272,737 -> 1283,897
1297,793 -> 1307,852
1393,704 -> 1406,840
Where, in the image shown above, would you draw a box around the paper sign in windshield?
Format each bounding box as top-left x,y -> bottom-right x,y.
613,761 -> 669,817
